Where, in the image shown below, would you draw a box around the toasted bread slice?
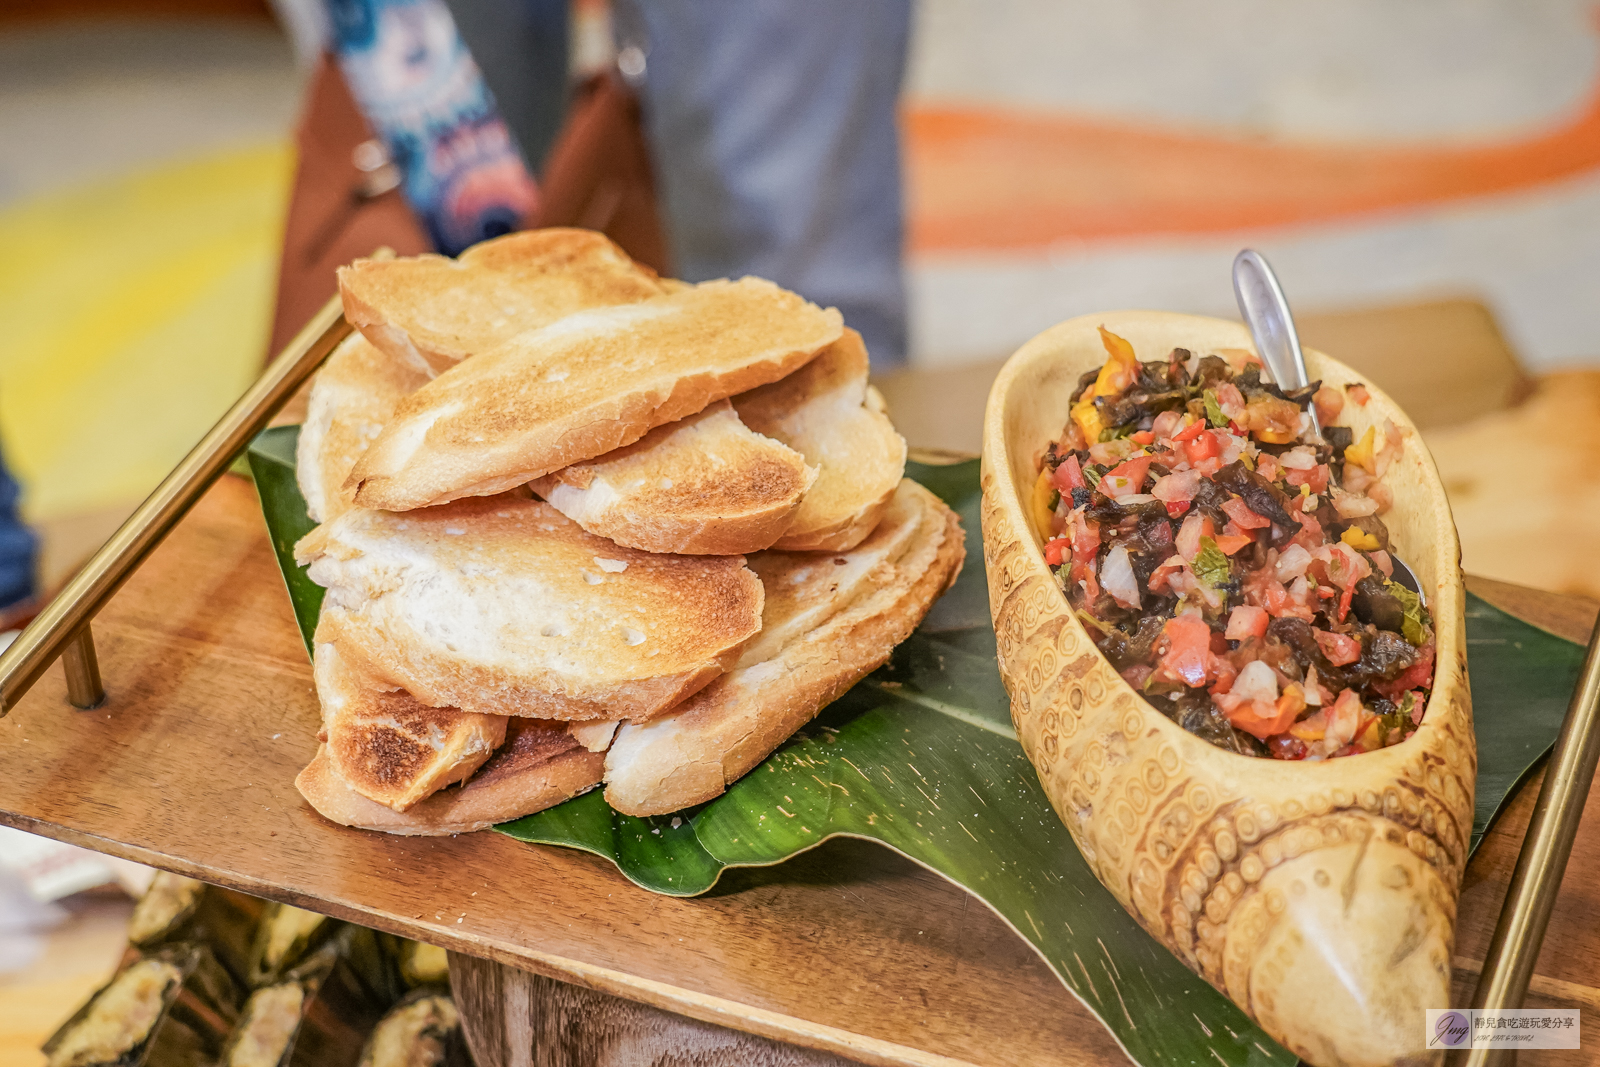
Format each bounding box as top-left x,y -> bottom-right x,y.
296,496 -> 764,721
732,329 -> 906,552
338,229 -> 668,377
529,400 -> 817,555
603,480 -> 965,817
313,639 -> 506,812
348,277 -> 843,511
296,719 -> 604,836
295,333 -> 430,524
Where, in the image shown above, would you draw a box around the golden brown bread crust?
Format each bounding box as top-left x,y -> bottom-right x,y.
732,329 -> 906,552
529,400 -> 816,554
315,640 -> 506,812
299,497 -> 765,721
295,333 -> 428,524
295,718 -> 605,836
338,228 -> 666,376
348,278 -> 843,511
603,481 -> 965,816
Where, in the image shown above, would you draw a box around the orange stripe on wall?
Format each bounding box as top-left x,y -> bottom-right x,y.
905,71 -> 1600,253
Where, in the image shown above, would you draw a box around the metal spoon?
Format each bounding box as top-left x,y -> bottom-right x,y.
1230,249 -> 1423,600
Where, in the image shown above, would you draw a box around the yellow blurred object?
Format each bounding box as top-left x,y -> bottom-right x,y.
1344,425 -> 1377,474
1069,327 -> 1140,444
0,141 -> 293,523
1030,467 -> 1056,540
1254,428 -> 1297,444
1341,526 -> 1382,552
1355,716 -> 1386,752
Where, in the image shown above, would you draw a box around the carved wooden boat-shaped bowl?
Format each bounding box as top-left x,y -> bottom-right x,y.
980,312 -> 1472,1067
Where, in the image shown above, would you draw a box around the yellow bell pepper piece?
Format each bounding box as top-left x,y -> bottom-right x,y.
1354,715 -> 1387,752
1341,526 -> 1382,552
1344,426 -> 1377,474
1070,397 -> 1105,446
1070,327 -> 1141,444
1031,468 -> 1057,541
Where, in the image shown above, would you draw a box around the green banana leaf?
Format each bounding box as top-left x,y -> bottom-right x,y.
247,425 -> 1585,1067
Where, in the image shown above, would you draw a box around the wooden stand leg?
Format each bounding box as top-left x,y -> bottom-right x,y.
448,953 -> 860,1067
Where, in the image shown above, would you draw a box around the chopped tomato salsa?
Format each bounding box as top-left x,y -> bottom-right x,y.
1038,329 -> 1433,759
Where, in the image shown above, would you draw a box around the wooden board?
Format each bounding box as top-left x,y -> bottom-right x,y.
0,475 -> 1594,1067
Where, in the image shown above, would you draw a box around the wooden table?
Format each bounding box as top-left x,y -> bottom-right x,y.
1,474 -> 1595,1066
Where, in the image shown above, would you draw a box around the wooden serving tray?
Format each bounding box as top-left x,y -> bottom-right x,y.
1,473 -> 1596,1066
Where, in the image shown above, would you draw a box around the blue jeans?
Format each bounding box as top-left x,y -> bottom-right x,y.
0,443 -> 36,611
612,0 -> 912,371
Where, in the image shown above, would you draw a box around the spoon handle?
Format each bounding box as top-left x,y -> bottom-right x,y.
1232,249 -> 1322,437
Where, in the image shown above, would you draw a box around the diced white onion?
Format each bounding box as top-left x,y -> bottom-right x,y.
1274,543 -> 1312,583
1232,660 -> 1280,704
1100,545 -> 1142,609
1280,447 -> 1317,470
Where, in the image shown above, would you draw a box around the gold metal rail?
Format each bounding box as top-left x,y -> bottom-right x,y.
1452,610 -> 1600,1066
0,291 -> 353,715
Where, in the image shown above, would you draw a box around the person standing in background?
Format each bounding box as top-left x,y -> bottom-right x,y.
610,0 -> 913,371
319,0 -> 913,370
327,0 -> 540,254
0,443 -> 38,633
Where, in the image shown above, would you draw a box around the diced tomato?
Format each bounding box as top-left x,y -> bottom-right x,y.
1285,463 -> 1330,494
1151,468 -> 1201,505
1214,533 -> 1255,556
1165,500 -> 1191,518
1068,514 -> 1100,561
1215,382 -> 1246,422
1052,454 -> 1086,492
1208,657 -> 1239,696
1313,628 -> 1361,666
1337,582 -> 1355,623
1043,537 -> 1069,566
1131,430 -> 1155,445
1225,605 -> 1270,641
1326,689 -> 1363,746
1151,410 -> 1185,440
1067,514 -> 1102,602
1225,689 -> 1304,739
1184,431 -> 1222,464
1159,613 -> 1216,688
1104,455 -> 1155,495
1267,735 -> 1308,760
1221,496 -> 1270,530
1172,418 -> 1207,443
1313,386 -> 1344,426
1255,452 -> 1281,482
1374,642 -> 1435,701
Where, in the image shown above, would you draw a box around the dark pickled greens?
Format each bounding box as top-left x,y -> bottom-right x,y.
1038,328 -> 1433,760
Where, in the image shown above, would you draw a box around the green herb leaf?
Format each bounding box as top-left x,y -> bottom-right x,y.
1193,536 -> 1232,588
1202,388 -> 1227,428
1386,579 -> 1430,646
1082,465 -> 1103,489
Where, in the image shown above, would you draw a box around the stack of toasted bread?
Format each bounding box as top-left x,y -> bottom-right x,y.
290,229 -> 965,835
